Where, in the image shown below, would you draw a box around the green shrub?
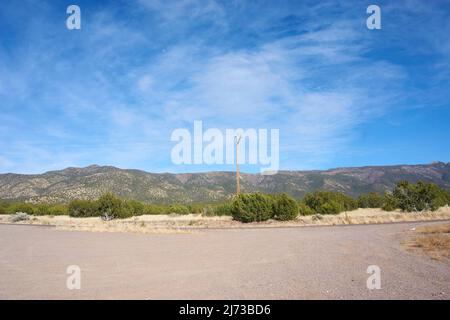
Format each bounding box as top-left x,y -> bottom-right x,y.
48,204 -> 68,216
320,201 -> 343,214
198,202 -> 234,217
213,203 -> 233,216
303,191 -> 357,215
0,200 -> 11,214
143,204 -> 168,215
381,193 -> 397,211
35,203 -> 51,216
116,203 -> 134,219
231,193 -> 274,223
392,181 -> 447,212
167,204 -> 190,215
392,181 -> 413,211
35,203 -> 65,215
272,193 -> 298,221
298,202 -> 315,216
8,203 -> 34,215
357,192 -> 385,208
97,193 -> 125,220
188,203 -> 204,214
123,199 -> 144,216
68,199 -> 99,217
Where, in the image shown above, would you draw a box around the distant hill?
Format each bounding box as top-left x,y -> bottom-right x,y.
0,162 -> 449,203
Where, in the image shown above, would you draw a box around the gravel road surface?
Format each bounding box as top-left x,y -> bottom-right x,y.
0,221 -> 448,299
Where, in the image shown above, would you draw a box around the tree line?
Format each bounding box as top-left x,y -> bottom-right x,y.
1,181 -> 449,223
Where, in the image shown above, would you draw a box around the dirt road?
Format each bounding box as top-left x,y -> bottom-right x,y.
0,221 -> 448,299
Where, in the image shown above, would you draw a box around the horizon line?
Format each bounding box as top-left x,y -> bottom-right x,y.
1,161 -> 449,176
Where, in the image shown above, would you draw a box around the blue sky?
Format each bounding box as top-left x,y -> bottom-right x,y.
0,0 -> 449,174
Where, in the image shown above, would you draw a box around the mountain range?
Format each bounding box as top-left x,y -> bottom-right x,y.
1,162 -> 449,203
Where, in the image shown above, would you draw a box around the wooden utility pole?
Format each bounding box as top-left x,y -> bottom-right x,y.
235,135 -> 242,197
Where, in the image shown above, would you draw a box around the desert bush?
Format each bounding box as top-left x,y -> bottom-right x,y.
231,193 -> 273,223
357,192 -> 385,208
97,193 -> 125,220
0,200 -> 10,215
272,193 -> 299,221
439,188 -> 450,206
392,181 -> 413,211
116,203 -> 134,219
48,204 -> 68,216
320,201 -> 344,214
123,199 -> 144,216
381,192 -> 398,211
143,204 -> 168,215
35,203 -> 51,216
188,203 -> 204,214
298,202 -> 315,216
303,191 -> 357,215
68,199 -> 99,217
167,204 -> 190,215
10,212 -> 30,222
213,202 -> 233,216
8,203 -> 34,215
392,181 -> 448,212
34,203 -> 68,216
201,205 -> 215,216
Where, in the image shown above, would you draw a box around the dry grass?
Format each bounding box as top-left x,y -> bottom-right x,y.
404,223 -> 450,261
415,223 -> 450,234
299,206 -> 450,226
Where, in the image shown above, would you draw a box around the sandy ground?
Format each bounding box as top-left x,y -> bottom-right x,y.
1,206 -> 450,234
0,221 -> 448,299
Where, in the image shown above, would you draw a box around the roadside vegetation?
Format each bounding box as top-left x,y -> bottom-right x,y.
404,223 -> 450,261
0,181 -> 449,223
